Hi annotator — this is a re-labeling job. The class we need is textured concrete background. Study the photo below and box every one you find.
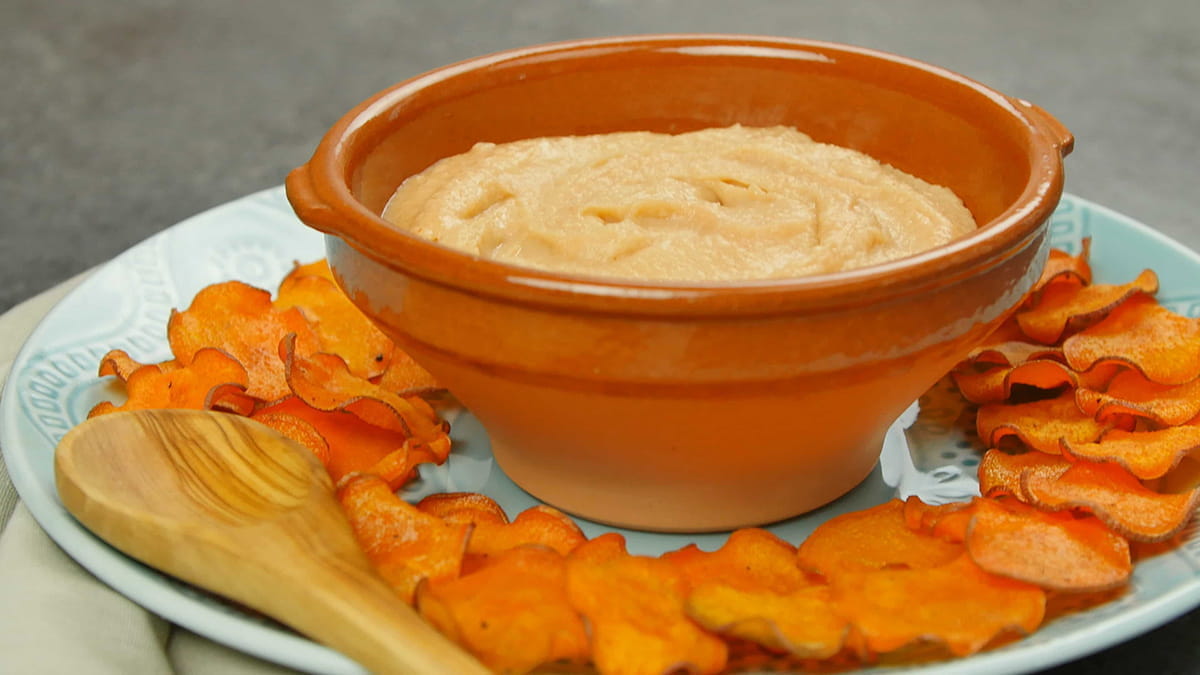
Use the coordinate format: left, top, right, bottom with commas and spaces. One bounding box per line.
3, 0, 1199, 672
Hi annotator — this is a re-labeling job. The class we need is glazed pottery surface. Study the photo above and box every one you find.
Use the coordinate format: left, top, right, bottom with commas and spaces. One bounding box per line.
287, 35, 1072, 531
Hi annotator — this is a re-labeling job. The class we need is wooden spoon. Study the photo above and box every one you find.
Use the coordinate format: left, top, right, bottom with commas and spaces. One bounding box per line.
55, 408, 488, 675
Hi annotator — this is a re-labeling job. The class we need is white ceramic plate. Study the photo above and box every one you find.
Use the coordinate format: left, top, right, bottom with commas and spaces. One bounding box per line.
4, 187, 1200, 675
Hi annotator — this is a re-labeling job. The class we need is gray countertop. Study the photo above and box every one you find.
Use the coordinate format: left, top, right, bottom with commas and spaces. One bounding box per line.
3, 0, 1198, 673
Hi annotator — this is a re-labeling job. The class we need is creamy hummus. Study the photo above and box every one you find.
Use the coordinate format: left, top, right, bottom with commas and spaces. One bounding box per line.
382, 125, 976, 281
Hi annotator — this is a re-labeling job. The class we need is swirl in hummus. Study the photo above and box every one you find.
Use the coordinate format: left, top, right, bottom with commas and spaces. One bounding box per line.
382, 125, 976, 282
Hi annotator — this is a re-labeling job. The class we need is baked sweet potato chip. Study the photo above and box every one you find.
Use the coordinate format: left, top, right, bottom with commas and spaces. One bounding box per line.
97, 348, 158, 381
249, 410, 332, 467
377, 347, 442, 396
1016, 269, 1158, 344
1022, 460, 1200, 542
566, 534, 727, 675
466, 505, 587, 561
664, 528, 805, 594
88, 347, 251, 418
796, 501, 962, 578
416, 546, 590, 674
1062, 426, 1200, 480
1031, 238, 1092, 296
417, 492, 510, 525
1064, 294, 1200, 386
952, 360, 1079, 405
276, 273, 394, 380
831, 554, 1045, 658
336, 473, 471, 604
965, 498, 1131, 592
977, 449, 1072, 499
686, 583, 847, 659
976, 391, 1120, 454
1077, 369, 1200, 426
279, 333, 446, 447
167, 281, 320, 402
258, 397, 430, 489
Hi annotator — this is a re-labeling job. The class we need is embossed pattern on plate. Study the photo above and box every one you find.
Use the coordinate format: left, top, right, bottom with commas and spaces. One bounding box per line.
3, 187, 1199, 675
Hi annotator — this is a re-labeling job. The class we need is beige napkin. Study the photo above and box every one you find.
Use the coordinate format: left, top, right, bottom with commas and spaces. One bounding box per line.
0, 275, 297, 675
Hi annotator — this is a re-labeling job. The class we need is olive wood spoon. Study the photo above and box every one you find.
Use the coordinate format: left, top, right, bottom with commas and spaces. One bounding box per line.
55, 408, 487, 675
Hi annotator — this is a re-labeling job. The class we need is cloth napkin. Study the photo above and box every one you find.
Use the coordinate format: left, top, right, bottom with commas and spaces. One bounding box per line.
0, 274, 296, 675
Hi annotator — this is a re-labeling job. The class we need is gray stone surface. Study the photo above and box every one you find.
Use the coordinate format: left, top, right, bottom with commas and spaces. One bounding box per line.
2, 0, 1198, 672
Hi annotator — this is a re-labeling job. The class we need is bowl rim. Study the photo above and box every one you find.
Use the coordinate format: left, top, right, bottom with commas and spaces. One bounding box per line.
287, 33, 1070, 317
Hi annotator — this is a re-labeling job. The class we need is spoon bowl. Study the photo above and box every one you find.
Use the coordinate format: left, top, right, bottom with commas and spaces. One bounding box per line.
55, 408, 486, 675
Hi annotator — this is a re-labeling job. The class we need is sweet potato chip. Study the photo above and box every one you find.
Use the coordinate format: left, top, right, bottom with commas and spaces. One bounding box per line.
965, 342, 1064, 370
1063, 426, 1200, 480
1077, 368, 1200, 426
336, 473, 471, 604
257, 397, 429, 488
465, 505, 587, 562
276, 273, 395, 380
1016, 269, 1158, 344
1031, 239, 1092, 297
88, 347, 252, 419
1064, 295, 1200, 386
97, 348, 159, 381
566, 533, 728, 675
664, 528, 805, 595
965, 498, 1131, 592
796, 501, 962, 578
279, 334, 446, 448
1023, 460, 1200, 542
416, 546, 590, 674
902, 497, 975, 544
686, 583, 847, 659
977, 391, 1119, 454
417, 492, 510, 525
167, 281, 320, 402
978, 449, 1072, 499
281, 258, 335, 283
831, 554, 1045, 657
250, 410, 332, 467
1064, 294, 1200, 386
376, 346, 442, 396
952, 360, 1078, 404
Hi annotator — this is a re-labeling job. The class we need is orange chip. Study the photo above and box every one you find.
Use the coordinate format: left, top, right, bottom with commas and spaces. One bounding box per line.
276, 273, 395, 380
686, 583, 847, 659
97, 348, 160, 381
280, 258, 335, 283
1022, 460, 1200, 542
1064, 294, 1200, 386
976, 391, 1119, 454
417, 492, 510, 525
902, 497, 974, 544
415, 546, 590, 674
1030, 239, 1092, 298
88, 347, 252, 419
336, 473, 471, 604
965, 498, 1131, 592
664, 529, 806, 595
258, 397, 429, 489
167, 281, 320, 402
1016, 269, 1158, 344
279, 334, 446, 447
566, 533, 728, 675
831, 554, 1045, 657
965, 342, 1064, 369
952, 360, 1078, 405
1077, 368, 1200, 427
796, 500, 962, 578
376, 346, 442, 396
1063, 426, 1200, 480
472, 505, 586, 558
978, 449, 1072, 499
250, 410, 332, 467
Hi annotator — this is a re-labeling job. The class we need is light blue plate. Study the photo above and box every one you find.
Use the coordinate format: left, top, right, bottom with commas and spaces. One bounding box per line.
3, 188, 1199, 675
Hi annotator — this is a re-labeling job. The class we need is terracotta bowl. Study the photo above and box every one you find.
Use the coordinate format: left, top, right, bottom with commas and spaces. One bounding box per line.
286, 35, 1072, 532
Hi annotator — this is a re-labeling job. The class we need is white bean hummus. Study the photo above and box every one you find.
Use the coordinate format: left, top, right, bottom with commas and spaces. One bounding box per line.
382, 125, 976, 281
